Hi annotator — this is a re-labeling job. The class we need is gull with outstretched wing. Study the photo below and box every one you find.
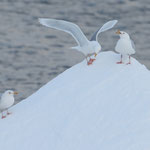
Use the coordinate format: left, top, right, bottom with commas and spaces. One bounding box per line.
39, 18, 118, 65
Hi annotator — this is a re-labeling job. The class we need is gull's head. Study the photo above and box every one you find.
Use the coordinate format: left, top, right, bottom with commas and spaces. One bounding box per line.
116, 30, 130, 39
91, 41, 101, 57
4, 90, 18, 97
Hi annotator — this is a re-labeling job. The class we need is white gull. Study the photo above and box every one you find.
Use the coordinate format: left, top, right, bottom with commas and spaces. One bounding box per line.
39, 18, 118, 65
115, 30, 135, 64
0, 90, 18, 119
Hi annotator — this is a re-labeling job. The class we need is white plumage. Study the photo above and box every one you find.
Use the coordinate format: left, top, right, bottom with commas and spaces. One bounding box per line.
115, 30, 135, 64
0, 90, 18, 119
39, 18, 118, 65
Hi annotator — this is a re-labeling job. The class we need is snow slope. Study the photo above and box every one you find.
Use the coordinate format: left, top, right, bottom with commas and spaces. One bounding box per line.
0, 51, 150, 150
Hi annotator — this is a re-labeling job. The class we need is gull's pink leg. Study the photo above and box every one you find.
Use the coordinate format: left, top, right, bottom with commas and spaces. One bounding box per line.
7, 110, 12, 115
88, 58, 96, 65
117, 55, 123, 64
88, 55, 96, 65
86, 57, 91, 65
90, 58, 96, 62
88, 58, 95, 65
1, 112, 6, 119
126, 56, 131, 65
86, 55, 93, 65
88, 60, 93, 65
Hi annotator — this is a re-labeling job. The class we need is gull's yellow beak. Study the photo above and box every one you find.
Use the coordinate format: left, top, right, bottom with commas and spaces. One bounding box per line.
116, 30, 121, 34
13, 91, 18, 95
94, 53, 97, 57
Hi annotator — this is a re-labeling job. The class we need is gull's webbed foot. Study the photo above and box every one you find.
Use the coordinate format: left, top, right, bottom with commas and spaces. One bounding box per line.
7, 112, 12, 115
2, 115, 6, 119
90, 58, 96, 62
126, 62, 131, 65
87, 61, 93, 65
87, 58, 96, 65
116, 61, 123, 64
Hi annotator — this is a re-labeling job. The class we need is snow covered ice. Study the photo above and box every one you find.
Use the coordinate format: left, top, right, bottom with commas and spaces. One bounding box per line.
0, 51, 150, 150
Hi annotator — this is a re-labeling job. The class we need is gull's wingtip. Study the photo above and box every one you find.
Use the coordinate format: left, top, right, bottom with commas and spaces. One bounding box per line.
110, 20, 118, 27
38, 18, 46, 24
111, 20, 118, 24
114, 20, 118, 23
38, 18, 55, 26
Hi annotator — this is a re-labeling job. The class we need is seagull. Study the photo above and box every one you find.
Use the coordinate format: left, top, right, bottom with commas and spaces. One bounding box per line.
0, 90, 18, 119
115, 30, 135, 64
39, 18, 118, 65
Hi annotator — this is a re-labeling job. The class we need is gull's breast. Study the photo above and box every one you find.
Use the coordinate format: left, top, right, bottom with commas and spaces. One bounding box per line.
115, 39, 135, 55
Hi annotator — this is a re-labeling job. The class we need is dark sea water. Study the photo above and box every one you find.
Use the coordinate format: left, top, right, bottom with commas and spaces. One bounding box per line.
0, 0, 150, 102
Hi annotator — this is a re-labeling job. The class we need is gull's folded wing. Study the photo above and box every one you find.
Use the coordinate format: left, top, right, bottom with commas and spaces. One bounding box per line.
131, 39, 135, 50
